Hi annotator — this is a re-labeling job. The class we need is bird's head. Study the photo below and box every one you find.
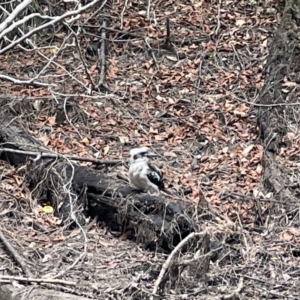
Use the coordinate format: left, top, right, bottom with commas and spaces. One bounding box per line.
129, 147, 158, 162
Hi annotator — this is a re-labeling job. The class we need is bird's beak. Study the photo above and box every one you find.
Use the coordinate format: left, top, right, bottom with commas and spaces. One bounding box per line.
145, 152, 159, 157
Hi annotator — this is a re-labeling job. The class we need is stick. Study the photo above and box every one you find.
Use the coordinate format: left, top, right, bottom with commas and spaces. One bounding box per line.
120, 0, 128, 29
97, 19, 107, 89
223, 277, 244, 299
0, 230, 33, 278
74, 32, 95, 89
0, 148, 122, 165
0, 0, 32, 33
0, 74, 55, 88
151, 232, 207, 299
0, 275, 76, 286
144, 37, 159, 70
147, 0, 151, 19
165, 18, 171, 49
0, 0, 103, 54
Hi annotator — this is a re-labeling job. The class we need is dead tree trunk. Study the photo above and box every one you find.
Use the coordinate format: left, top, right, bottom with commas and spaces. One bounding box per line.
257, 0, 300, 208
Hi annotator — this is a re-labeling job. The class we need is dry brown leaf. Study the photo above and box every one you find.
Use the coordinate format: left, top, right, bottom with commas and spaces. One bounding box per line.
236, 19, 245, 26
265, 192, 272, 198
286, 132, 295, 140
280, 231, 292, 242
163, 151, 177, 157
191, 188, 199, 199
107, 58, 118, 65
256, 164, 263, 174
239, 132, 250, 138
52, 236, 66, 242
242, 145, 254, 157
282, 81, 297, 87
89, 64, 97, 73
119, 230, 132, 241
155, 135, 166, 141
238, 103, 248, 112
107, 67, 118, 78
166, 55, 178, 62
143, 60, 152, 69
119, 136, 129, 143
47, 116, 56, 125
261, 39, 268, 47
222, 147, 229, 154
224, 101, 234, 111
287, 227, 300, 237
149, 127, 158, 134
239, 167, 246, 175
39, 135, 50, 146
233, 110, 247, 117
130, 86, 138, 92
81, 137, 89, 146
103, 145, 110, 155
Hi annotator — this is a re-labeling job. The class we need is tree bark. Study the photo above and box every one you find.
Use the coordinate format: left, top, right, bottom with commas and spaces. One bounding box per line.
257, 0, 300, 208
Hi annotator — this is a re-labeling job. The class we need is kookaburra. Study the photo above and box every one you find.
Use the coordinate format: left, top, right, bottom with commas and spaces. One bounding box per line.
129, 147, 164, 195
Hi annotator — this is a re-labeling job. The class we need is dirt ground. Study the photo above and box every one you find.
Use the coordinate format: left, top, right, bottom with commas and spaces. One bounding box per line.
1, 0, 300, 299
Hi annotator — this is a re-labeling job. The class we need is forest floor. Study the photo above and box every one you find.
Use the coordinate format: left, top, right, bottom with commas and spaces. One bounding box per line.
1, 0, 299, 299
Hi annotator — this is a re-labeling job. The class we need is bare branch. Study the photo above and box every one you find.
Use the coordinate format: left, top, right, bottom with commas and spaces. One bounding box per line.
0, 275, 76, 286
0, 13, 56, 40
0, 74, 56, 87
0, 147, 122, 165
0, 230, 34, 278
0, 0, 32, 33
97, 19, 107, 89
74, 32, 95, 89
0, 0, 103, 54
151, 232, 207, 298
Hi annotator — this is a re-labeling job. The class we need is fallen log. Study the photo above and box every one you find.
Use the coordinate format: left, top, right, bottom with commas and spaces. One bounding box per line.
0, 106, 196, 252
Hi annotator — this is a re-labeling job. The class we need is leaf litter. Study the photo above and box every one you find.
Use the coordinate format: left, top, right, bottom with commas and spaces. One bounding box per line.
0, 0, 299, 298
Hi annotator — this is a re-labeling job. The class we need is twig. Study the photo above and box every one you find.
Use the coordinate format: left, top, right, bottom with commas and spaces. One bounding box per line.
97, 19, 107, 89
0, 230, 33, 278
24, 38, 90, 92
0, 74, 55, 88
151, 232, 206, 299
73, 31, 95, 89
147, 0, 152, 19
223, 277, 243, 299
63, 97, 84, 140
0, 148, 122, 165
0, 0, 32, 33
209, 277, 244, 300
116, 173, 129, 183
191, 87, 300, 107
52, 157, 88, 279
215, 0, 221, 36
120, 0, 128, 29
0, 0, 102, 54
1, 29, 73, 88
164, 18, 171, 49
230, 41, 244, 70
231, 93, 300, 107
0, 13, 56, 40
0, 275, 76, 286
144, 38, 159, 70
85, 216, 98, 231
195, 53, 204, 95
